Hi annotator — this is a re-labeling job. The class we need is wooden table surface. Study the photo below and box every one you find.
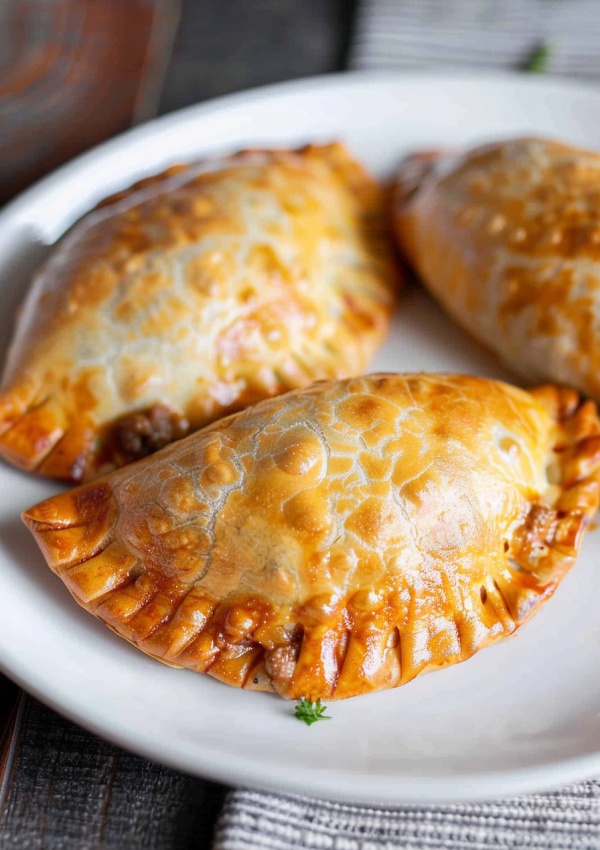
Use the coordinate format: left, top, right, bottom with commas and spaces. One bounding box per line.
0, 1, 355, 846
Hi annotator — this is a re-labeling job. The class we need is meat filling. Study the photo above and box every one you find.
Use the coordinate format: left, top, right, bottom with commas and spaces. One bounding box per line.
113, 404, 189, 462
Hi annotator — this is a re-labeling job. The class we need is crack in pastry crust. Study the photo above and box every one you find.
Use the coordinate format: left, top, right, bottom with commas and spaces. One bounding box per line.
22, 374, 600, 701
393, 137, 600, 398
0, 143, 397, 482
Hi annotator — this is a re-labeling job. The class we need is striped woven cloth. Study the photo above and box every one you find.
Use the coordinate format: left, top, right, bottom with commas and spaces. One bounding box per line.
350, 0, 600, 77
214, 785, 600, 849
213, 3, 600, 848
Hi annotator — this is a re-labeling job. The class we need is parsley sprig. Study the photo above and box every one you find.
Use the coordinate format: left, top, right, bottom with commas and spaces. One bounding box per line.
527, 43, 551, 73
294, 697, 331, 726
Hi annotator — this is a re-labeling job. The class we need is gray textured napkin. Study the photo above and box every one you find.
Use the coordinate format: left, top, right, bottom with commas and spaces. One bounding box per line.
214, 786, 600, 849
213, 3, 600, 848
350, 0, 600, 77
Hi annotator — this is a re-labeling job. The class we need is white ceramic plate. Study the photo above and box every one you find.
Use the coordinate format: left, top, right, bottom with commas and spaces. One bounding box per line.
2, 72, 600, 805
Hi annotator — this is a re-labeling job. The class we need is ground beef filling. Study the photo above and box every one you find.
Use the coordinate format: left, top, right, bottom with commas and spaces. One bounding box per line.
114, 404, 189, 462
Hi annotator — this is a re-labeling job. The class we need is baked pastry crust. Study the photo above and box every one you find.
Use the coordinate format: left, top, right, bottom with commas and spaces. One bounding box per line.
0, 143, 396, 482
23, 373, 600, 701
393, 137, 600, 396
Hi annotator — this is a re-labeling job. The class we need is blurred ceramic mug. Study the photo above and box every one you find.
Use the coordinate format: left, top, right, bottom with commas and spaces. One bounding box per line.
0, 0, 180, 203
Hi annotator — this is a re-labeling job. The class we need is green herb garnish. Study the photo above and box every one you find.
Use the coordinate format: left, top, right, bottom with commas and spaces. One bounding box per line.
527, 43, 551, 73
294, 697, 331, 726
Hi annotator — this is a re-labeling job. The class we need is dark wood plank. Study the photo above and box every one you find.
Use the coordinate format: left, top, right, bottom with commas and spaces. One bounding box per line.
0, 697, 226, 849
0, 680, 22, 803
159, 0, 355, 112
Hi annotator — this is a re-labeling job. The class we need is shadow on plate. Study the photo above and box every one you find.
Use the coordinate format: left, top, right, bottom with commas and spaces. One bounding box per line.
0, 513, 187, 667
0, 513, 92, 622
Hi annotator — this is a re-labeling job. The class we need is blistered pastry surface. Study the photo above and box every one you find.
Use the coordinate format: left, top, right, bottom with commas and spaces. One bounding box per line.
394, 137, 600, 397
23, 374, 600, 700
0, 144, 396, 481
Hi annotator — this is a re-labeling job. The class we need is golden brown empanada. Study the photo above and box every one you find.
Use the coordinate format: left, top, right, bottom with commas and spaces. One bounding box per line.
0, 143, 396, 482
393, 137, 600, 396
23, 373, 600, 701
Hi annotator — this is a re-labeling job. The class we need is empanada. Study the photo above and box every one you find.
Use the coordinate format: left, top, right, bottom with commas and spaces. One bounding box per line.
0, 143, 396, 482
23, 373, 600, 701
394, 137, 600, 396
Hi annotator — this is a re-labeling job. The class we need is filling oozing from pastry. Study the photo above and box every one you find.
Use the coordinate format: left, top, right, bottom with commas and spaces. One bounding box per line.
110, 405, 189, 465
0, 143, 397, 482
22, 374, 600, 701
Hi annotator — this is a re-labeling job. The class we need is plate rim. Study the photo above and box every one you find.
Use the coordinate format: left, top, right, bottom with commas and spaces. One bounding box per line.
5, 654, 600, 805
3, 69, 600, 803
4, 67, 600, 231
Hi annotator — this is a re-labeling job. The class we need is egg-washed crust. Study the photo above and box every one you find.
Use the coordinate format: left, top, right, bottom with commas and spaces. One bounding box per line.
0, 143, 397, 482
23, 373, 600, 701
393, 138, 600, 397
